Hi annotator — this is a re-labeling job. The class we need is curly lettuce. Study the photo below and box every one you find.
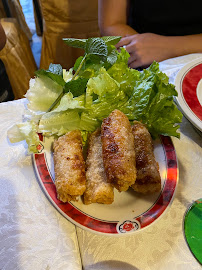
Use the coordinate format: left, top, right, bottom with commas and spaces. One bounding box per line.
7, 38, 183, 152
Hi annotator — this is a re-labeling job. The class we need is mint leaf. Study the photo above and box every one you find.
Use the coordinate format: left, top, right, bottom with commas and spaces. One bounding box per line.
48, 63, 63, 76
85, 38, 108, 61
75, 54, 103, 79
63, 38, 87, 49
64, 37, 120, 65
101, 36, 121, 46
35, 63, 65, 86
63, 77, 88, 97
35, 69, 65, 87
74, 56, 84, 72
107, 49, 118, 65
63, 36, 121, 50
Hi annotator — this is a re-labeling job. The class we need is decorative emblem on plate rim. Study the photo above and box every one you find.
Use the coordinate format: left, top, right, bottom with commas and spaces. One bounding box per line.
117, 219, 140, 233
36, 142, 44, 153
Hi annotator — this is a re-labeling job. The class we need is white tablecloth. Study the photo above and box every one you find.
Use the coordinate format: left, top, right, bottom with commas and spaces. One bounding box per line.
0, 102, 82, 269
0, 54, 202, 270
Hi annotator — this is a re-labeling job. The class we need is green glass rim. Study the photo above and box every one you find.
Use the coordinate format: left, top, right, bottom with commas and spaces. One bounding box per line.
183, 198, 202, 265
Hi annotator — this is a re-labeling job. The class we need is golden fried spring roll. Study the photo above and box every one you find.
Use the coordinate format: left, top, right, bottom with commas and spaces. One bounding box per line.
101, 109, 136, 192
84, 129, 114, 204
131, 121, 161, 194
53, 130, 86, 202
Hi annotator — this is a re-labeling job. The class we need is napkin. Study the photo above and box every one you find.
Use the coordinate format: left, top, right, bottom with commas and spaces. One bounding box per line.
0, 99, 82, 270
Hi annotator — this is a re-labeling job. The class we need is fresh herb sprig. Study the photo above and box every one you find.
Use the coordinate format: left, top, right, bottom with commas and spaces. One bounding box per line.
35, 36, 121, 112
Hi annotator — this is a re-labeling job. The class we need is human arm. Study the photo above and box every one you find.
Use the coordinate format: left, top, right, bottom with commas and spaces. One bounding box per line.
0, 22, 6, 51
117, 33, 202, 68
98, 0, 137, 37
98, 0, 202, 68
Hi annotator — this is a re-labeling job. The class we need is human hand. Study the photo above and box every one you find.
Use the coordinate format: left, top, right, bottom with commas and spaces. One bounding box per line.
116, 33, 175, 68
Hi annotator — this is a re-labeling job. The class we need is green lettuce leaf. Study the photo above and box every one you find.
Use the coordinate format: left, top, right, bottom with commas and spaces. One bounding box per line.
85, 67, 127, 120
121, 62, 183, 138
63, 68, 73, 82
52, 92, 85, 112
8, 37, 183, 153
25, 76, 63, 113
39, 110, 81, 136
79, 112, 100, 131
7, 121, 40, 153
107, 49, 139, 96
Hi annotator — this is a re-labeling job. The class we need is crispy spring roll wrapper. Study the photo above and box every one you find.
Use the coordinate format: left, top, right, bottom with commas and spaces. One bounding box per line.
84, 129, 114, 204
101, 109, 136, 192
131, 121, 161, 194
53, 130, 86, 202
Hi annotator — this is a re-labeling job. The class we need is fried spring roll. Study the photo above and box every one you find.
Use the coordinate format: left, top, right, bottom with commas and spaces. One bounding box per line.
84, 129, 114, 204
53, 130, 86, 202
131, 121, 161, 194
101, 109, 136, 192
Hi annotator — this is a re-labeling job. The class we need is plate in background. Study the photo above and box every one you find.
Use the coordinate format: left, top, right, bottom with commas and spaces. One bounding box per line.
175, 58, 202, 132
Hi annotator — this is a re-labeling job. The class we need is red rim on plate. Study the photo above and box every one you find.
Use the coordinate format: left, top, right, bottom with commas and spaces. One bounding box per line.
175, 58, 202, 131
33, 134, 178, 235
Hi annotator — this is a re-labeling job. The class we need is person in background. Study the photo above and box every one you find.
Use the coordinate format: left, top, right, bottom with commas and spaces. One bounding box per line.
0, 22, 6, 51
98, 0, 202, 69
0, 22, 14, 103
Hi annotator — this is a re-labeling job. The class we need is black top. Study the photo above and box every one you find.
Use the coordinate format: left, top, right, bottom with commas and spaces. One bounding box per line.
127, 0, 202, 36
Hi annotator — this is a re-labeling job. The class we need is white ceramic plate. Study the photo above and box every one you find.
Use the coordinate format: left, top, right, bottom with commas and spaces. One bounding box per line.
33, 134, 178, 235
175, 58, 202, 132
